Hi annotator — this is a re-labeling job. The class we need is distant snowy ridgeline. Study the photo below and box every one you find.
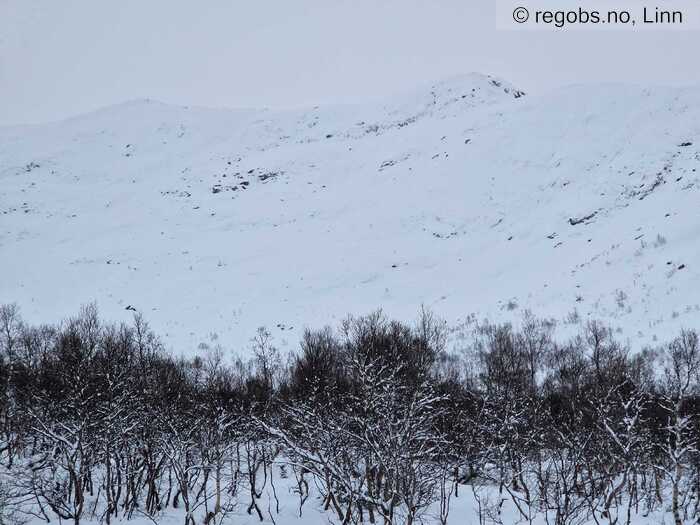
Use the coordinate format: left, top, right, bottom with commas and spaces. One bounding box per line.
1, 73, 699, 352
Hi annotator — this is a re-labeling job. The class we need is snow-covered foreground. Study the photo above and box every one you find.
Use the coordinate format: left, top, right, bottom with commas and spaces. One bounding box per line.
10, 461, 673, 525
2, 73, 699, 353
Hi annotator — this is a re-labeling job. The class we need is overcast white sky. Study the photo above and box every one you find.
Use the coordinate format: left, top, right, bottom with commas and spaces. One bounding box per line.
2, 0, 700, 126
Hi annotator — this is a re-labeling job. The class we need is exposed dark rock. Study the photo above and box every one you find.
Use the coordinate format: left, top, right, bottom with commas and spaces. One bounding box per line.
568, 211, 597, 226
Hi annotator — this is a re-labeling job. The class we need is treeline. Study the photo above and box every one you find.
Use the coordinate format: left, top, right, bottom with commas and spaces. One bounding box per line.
1, 303, 700, 525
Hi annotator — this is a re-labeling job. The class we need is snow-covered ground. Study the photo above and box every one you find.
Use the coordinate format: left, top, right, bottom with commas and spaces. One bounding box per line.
2, 73, 699, 354
7, 460, 673, 525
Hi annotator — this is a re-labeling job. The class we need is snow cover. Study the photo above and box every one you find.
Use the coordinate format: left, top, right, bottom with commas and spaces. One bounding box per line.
9, 465, 672, 525
1, 73, 699, 355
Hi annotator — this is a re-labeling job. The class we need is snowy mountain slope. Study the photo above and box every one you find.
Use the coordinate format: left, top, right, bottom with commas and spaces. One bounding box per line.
2, 73, 699, 353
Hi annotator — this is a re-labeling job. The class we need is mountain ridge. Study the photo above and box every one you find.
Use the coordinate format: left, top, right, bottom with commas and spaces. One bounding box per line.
2, 74, 699, 353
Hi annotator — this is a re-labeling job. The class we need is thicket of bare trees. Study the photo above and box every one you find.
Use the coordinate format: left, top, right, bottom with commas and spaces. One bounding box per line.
1, 302, 700, 525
